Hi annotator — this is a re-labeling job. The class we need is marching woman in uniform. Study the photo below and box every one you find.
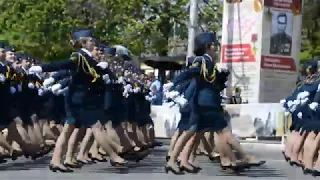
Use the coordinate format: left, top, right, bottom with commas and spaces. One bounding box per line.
29, 29, 127, 172
299, 75, 320, 175
0, 42, 20, 162
165, 32, 239, 174
281, 62, 317, 166
165, 32, 264, 175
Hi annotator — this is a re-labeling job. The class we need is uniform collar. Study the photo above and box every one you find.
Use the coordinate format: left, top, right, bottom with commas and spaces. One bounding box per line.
22, 67, 28, 74
204, 54, 213, 62
81, 48, 92, 57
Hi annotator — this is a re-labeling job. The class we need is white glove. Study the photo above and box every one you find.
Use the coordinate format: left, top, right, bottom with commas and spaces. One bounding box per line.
302, 91, 310, 99
28, 66, 42, 74
123, 90, 129, 98
28, 83, 35, 89
297, 112, 302, 119
287, 100, 293, 107
293, 100, 300, 105
301, 98, 309, 105
133, 87, 140, 93
102, 74, 109, 81
43, 77, 55, 88
151, 95, 157, 100
167, 91, 180, 99
289, 104, 297, 112
117, 76, 124, 84
220, 67, 229, 72
124, 84, 133, 92
309, 102, 319, 111
284, 111, 290, 117
145, 95, 151, 101
175, 95, 188, 108
38, 88, 45, 96
280, 99, 286, 104
51, 84, 62, 94
124, 84, 132, 90
298, 91, 309, 100
57, 87, 68, 95
0, 74, 6, 82
97, 62, 108, 69
17, 84, 22, 92
10, 86, 16, 94
163, 82, 174, 92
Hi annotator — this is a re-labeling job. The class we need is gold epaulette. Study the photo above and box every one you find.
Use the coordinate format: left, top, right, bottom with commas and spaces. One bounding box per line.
71, 52, 100, 83
35, 81, 42, 88
5, 66, 10, 79
199, 57, 217, 83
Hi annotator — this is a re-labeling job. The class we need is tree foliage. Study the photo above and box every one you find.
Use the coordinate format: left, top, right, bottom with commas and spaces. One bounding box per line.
0, 0, 221, 61
300, 0, 320, 62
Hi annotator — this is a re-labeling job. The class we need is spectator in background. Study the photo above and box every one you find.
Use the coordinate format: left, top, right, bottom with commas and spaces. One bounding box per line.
151, 84, 163, 105
230, 87, 242, 104
149, 73, 161, 92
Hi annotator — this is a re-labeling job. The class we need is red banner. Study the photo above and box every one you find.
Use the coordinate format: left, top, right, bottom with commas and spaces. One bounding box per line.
221, 44, 256, 63
261, 55, 296, 72
264, 0, 302, 13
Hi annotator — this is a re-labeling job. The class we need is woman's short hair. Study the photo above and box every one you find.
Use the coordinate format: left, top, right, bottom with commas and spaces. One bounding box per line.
73, 37, 91, 49
193, 32, 217, 56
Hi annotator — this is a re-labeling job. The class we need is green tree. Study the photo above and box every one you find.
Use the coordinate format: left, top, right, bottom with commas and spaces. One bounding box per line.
300, 0, 320, 62
0, 0, 222, 61
0, 0, 77, 61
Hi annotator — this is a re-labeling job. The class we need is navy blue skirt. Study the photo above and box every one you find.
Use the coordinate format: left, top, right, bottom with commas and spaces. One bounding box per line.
177, 106, 191, 131
64, 91, 105, 128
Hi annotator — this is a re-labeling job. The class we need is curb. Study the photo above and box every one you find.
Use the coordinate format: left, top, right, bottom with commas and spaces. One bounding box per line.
155, 137, 283, 146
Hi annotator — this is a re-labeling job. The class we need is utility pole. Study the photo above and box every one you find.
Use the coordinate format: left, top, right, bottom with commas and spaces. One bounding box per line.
186, 0, 199, 65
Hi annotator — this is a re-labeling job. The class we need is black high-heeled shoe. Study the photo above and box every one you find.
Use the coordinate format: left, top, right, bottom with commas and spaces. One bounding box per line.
312, 169, 320, 176
76, 159, 86, 164
11, 150, 19, 161
281, 151, 290, 162
190, 163, 202, 171
220, 163, 246, 172
63, 162, 82, 169
209, 156, 220, 162
110, 160, 128, 167
164, 165, 184, 175
289, 160, 301, 167
24, 152, 42, 160
87, 158, 97, 164
166, 155, 170, 162
303, 167, 314, 175
49, 164, 73, 173
179, 165, 199, 174
0, 159, 7, 164
91, 157, 108, 162
247, 160, 266, 167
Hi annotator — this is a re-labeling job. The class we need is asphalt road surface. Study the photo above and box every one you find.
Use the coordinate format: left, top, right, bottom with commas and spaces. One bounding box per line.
0, 143, 312, 180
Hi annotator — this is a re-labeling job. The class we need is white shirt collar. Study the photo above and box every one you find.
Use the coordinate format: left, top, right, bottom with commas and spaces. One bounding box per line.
0, 61, 4, 66
204, 54, 213, 62
22, 67, 28, 74
81, 48, 92, 57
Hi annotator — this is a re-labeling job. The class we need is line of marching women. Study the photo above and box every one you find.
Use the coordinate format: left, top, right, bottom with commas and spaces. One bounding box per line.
281, 60, 320, 177
161, 32, 265, 175
0, 29, 162, 172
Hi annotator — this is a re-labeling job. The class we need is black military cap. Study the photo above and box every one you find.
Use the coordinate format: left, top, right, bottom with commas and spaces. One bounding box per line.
4, 46, 15, 52
73, 29, 93, 41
